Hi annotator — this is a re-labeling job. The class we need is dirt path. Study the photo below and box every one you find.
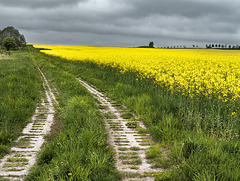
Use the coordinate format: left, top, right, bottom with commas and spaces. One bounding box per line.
0, 67, 57, 181
77, 78, 163, 181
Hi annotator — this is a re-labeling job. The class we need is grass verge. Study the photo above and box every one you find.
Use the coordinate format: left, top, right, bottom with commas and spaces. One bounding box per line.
0, 49, 42, 158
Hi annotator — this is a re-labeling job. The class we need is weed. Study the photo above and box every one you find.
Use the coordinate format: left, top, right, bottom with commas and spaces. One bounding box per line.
152, 157, 171, 169
117, 143, 129, 146
146, 144, 164, 159
13, 154, 26, 157
139, 143, 154, 146
137, 128, 149, 134
98, 105, 108, 109
6, 168, 24, 172
119, 155, 139, 160
130, 165, 139, 169
129, 147, 141, 151
121, 171, 141, 178
3, 162, 28, 168
118, 147, 128, 151
114, 140, 130, 143
17, 137, 29, 145
7, 157, 28, 162
126, 122, 138, 128
104, 112, 118, 119
121, 112, 134, 119
119, 152, 138, 156
122, 158, 142, 165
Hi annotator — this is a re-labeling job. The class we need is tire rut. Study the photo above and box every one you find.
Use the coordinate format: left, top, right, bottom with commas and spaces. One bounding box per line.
77, 78, 164, 181
0, 67, 58, 181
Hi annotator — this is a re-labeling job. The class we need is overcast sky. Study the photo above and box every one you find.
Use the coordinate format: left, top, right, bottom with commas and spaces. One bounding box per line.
1, 0, 240, 47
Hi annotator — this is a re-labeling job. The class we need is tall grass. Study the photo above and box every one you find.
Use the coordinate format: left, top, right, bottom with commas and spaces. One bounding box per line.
25, 49, 120, 180
0, 50, 42, 158
35, 49, 240, 180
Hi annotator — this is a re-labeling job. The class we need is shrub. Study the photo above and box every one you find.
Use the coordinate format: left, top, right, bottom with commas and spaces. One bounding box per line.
2, 37, 17, 51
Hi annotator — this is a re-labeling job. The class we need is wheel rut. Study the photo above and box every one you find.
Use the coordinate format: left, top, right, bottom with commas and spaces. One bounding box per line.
0, 67, 58, 181
77, 78, 164, 181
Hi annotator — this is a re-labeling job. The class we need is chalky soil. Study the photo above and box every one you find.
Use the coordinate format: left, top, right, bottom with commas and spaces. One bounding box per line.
0, 67, 58, 181
77, 78, 163, 181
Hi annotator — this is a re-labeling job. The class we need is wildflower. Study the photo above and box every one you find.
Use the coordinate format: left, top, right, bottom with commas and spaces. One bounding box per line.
68, 173, 73, 176
232, 112, 236, 116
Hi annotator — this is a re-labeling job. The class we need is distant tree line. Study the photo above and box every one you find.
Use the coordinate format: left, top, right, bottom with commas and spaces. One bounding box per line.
139, 42, 240, 49
0, 26, 26, 51
206, 44, 240, 49
160, 45, 187, 49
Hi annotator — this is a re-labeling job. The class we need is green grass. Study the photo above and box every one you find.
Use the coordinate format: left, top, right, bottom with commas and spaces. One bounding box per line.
3, 162, 28, 168
145, 144, 164, 159
122, 158, 142, 165
129, 165, 139, 169
98, 105, 108, 109
0, 49, 42, 158
32, 47, 240, 180
7, 157, 28, 162
118, 147, 128, 151
6, 168, 24, 172
126, 122, 138, 128
119, 155, 139, 160
25, 47, 121, 180
121, 112, 134, 119
129, 147, 141, 151
104, 112, 118, 119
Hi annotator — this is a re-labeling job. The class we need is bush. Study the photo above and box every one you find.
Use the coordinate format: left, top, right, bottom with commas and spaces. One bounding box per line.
2, 37, 17, 51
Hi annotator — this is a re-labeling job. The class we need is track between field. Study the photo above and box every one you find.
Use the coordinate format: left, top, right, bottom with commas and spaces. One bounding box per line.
77, 78, 163, 181
0, 67, 58, 180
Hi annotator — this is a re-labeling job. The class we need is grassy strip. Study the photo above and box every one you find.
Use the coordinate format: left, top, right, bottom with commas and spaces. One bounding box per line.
25, 49, 121, 181
34, 48, 240, 180
0, 49, 42, 158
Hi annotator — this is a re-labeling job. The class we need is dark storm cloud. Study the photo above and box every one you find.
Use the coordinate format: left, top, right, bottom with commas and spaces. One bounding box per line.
0, 0, 240, 46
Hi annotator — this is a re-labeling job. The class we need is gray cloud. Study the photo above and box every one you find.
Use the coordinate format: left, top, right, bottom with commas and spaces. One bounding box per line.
0, 0, 83, 8
0, 0, 240, 47
126, 0, 234, 18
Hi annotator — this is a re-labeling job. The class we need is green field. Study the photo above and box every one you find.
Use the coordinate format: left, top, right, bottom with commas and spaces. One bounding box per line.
1, 47, 240, 180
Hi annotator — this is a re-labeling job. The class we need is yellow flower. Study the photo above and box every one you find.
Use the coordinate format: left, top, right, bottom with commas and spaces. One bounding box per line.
33, 44, 240, 102
232, 112, 236, 116
68, 173, 72, 176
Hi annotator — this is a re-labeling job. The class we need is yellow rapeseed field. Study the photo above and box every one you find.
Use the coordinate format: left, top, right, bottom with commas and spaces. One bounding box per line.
33, 44, 240, 101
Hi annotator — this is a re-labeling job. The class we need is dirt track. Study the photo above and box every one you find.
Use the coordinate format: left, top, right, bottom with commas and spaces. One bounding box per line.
0, 67, 57, 181
77, 78, 163, 181
0, 68, 163, 181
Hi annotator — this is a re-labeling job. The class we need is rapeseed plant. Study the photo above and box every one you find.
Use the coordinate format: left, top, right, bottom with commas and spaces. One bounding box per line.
33, 45, 240, 102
